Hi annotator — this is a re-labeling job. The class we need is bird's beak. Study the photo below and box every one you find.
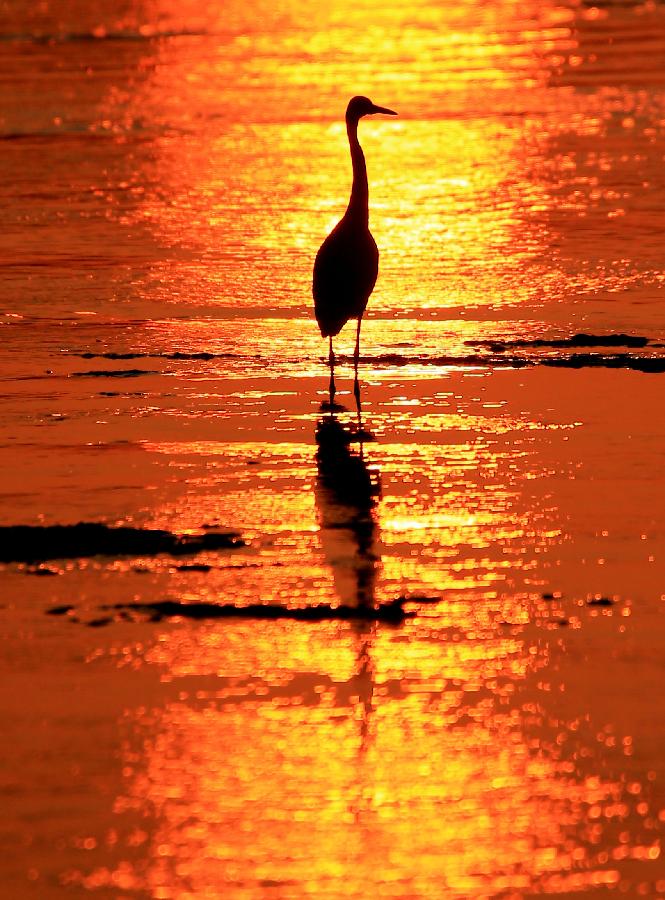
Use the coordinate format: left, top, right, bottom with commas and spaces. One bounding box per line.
369, 104, 397, 116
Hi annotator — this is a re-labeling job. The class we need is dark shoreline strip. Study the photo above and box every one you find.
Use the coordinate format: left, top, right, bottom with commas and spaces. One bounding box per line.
74, 352, 238, 361
541, 353, 665, 372
103, 596, 439, 625
0, 523, 242, 563
467, 332, 650, 351
350, 353, 665, 373
75, 352, 665, 372
72, 369, 158, 378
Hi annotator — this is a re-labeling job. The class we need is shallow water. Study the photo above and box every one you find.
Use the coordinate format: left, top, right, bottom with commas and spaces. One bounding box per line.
2, 0, 665, 897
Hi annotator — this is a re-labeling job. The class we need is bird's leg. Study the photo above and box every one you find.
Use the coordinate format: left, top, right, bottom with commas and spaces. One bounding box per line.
328, 336, 336, 405
353, 318, 361, 412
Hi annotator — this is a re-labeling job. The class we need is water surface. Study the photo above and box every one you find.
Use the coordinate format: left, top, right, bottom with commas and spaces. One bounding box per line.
2, 0, 665, 897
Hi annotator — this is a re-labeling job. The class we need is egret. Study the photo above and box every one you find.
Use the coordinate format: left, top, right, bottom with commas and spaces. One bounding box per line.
313, 95, 397, 403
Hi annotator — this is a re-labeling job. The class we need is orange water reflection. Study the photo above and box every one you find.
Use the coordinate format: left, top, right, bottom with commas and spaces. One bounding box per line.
59, 371, 665, 897
9, 0, 665, 896
88, 0, 665, 337
69, 613, 659, 896
95, 0, 580, 320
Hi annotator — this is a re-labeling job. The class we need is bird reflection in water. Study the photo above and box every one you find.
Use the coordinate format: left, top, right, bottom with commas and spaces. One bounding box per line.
315, 387, 381, 751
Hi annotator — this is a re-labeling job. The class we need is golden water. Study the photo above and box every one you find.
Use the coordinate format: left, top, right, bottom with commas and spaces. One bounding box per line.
1, 0, 665, 897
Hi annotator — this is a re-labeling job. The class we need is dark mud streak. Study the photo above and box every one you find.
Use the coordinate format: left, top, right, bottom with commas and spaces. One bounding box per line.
103, 596, 440, 625
133, 562, 267, 574
0, 30, 209, 45
71, 369, 159, 378
0, 523, 243, 563
541, 354, 665, 373
75, 352, 239, 361
98, 391, 147, 397
353, 353, 665, 373
87, 617, 114, 628
72, 335, 664, 373
467, 332, 650, 351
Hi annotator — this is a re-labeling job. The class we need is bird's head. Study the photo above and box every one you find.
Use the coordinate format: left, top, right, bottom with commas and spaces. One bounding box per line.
346, 95, 397, 124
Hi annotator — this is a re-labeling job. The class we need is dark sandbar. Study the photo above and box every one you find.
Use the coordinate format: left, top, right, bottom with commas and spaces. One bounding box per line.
0, 523, 243, 563
71, 369, 158, 378
362, 351, 665, 373
102, 595, 441, 625
467, 332, 650, 351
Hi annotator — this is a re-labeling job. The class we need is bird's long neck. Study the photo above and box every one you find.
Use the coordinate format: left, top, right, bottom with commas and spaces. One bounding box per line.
345, 117, 369, 226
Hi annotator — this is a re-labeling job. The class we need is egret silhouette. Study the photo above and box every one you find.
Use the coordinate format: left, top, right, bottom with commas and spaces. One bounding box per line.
313, 95, 397, 403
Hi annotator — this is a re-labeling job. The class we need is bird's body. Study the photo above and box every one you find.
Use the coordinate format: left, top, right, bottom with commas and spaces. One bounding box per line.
313, 220, 378, 338
313, 95, 396, 402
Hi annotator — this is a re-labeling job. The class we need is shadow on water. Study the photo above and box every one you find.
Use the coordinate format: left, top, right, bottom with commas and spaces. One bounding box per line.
314, 398, 381, 611
314, 386, 382, 751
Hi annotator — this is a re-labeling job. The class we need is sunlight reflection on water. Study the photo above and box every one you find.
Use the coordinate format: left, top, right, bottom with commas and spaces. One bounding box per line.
2, 0, 665, 897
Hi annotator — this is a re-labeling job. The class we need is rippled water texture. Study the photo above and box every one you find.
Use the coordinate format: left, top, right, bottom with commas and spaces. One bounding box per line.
2, 0, 665, 897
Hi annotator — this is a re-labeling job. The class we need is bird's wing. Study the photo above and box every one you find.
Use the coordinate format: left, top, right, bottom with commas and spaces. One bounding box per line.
313, 227, 378, 337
